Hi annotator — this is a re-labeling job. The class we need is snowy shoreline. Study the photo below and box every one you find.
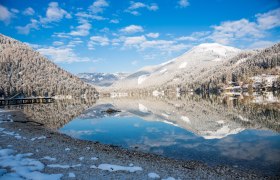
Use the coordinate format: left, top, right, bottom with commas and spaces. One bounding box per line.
0, 110, 268, 179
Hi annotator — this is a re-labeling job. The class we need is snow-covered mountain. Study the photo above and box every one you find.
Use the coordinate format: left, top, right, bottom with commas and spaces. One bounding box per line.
111, 43, 241, 89
77, 72, 128, 87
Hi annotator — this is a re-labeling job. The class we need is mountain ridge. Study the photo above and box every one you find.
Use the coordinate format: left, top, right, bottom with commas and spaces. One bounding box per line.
110, 43, 241, 90
77, 72, 129, 87
0, 34, 98, 98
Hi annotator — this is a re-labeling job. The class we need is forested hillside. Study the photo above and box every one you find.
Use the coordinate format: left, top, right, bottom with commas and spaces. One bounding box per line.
0, 34, 98, 98
189, 43, 280, 92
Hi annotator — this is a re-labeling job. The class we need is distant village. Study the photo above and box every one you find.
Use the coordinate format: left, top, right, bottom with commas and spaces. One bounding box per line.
224, 74, 279, 93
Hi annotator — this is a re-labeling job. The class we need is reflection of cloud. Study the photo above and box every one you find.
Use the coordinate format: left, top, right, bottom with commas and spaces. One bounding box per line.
201, 126, 244, 139
61, 130, 95, 138
146, 127, 160, 133
216, 135, 280, 163
133, 123, 140, 127
61, 129, 107, 138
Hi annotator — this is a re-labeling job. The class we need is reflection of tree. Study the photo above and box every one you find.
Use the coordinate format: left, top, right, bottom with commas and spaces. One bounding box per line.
96, 93, 280, 137
212, 93, 280, 132
3, 98, 96, 129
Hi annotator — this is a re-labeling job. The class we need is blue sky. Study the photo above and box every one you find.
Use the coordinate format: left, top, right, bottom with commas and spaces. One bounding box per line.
0, 0, 280, 74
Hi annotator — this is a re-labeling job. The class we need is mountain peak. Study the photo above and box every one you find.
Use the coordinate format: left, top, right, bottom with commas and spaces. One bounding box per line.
188, 43, 240, 57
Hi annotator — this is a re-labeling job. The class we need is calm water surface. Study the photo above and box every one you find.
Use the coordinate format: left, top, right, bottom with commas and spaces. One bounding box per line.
2, 93, 279, 176
59, 94, 280, 176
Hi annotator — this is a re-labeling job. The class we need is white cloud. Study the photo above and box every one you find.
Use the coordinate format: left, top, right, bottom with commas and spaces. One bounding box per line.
52, 41, 64, 46
119, 35, 189, 55
16, 2, 71, 34
177, 36, 196, 41
0, 5, 14, 24
16, 19, 39, 34
90, 36, 110, 46
23, 7, 35, 16
11, 9, 19, 14
110, 19, 119, 24
75, 12, 107, 21
120, 25, 144, 34
24, 42, 41, 49
146, 33, 159, 38
178, 0, 189, 8
88, 36, 110, 50
210, 19, 263, 44
67, 39, 83, 47
89, 0, 109, 14
37, 46, 90, 63
177, 31, 210, 41
131, 60, 138, 65
123, 36, 146, 47
126, 1, 158, 15
139, 40, 188, 53
52, 32, 71, 38
208, 8, 280, 45
256, 8, 280, 30
69, 19, 91, 36
40, 2, 71, 23
248, 41, 276, 49
148, 4, 159, 11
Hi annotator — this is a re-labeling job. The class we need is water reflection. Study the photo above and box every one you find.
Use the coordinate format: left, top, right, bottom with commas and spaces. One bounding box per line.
1, 98, 97, 129
1, 93, 279, 175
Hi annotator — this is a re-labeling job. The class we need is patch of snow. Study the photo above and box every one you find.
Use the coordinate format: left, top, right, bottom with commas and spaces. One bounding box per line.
31, 136, 46, 141
162, 113, 169, 118
217, 120, 225, 124
94, 164, 143, 172
65, 148, 70, 151
152, 90, 164, 97
0, 148, 62, 180
162, 177, 176, 180
212, 58, 222, 62
138, 75, 148, 85
68, 172, 76, 178
179, 62, 187, 69
181, 116, 190, 124
90, 165, 97, 168
79, 157, 84, 161
1, 130, 24, 139
238, 116, 249, 122
162, 120, 179, 127
91, 157, 98, 161
159, 68, 167, 73
139, 104, 149, 113
47, 164, 81, 169
148, 172, 160, 179
41, 156, 56, 161
236, 58, 247, 65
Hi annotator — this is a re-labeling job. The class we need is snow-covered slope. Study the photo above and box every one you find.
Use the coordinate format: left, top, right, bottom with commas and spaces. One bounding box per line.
111, 43, 240, 89
78, 72, 128, 87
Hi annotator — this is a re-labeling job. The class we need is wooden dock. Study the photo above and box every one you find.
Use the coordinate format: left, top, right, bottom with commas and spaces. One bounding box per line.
0, 97, 54, 106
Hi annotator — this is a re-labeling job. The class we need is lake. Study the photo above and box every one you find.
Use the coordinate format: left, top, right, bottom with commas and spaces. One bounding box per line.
2, 92, 280, 175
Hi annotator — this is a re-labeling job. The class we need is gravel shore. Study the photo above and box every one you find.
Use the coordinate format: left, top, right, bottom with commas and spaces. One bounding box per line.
0, 110, 272, 179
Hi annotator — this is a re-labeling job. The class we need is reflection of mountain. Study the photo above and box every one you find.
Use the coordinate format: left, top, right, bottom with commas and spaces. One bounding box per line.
3, 93, 279, 138
87, 94, 279, 139
2, 98, 97, 129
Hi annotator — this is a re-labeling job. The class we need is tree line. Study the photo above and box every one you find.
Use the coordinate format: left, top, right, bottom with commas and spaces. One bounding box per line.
0, 34, 98, 98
